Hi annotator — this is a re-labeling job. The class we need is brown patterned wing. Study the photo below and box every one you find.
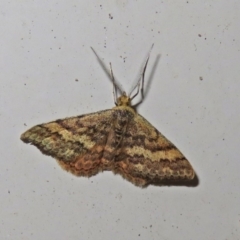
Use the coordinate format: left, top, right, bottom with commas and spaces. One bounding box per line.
114, 113, 195, 187
21, 109, 114, 177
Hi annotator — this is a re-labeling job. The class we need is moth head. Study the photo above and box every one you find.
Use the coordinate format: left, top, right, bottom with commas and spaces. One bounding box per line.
117, 92, 131, 106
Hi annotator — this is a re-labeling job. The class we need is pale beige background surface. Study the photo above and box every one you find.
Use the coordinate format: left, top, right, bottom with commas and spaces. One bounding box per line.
1, 1, 239, 239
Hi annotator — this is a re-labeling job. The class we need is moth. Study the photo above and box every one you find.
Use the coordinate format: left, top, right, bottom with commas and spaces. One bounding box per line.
21, 45, 195, 187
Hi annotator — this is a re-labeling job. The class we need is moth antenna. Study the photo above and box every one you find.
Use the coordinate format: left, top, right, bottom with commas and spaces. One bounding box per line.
131, 51, 150, 105
109, 62, 118, 105
90, 47, 124, 95
129, 44, 154, 101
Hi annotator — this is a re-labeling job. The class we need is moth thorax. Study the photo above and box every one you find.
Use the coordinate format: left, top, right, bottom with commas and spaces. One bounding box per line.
117, 92, 131, 106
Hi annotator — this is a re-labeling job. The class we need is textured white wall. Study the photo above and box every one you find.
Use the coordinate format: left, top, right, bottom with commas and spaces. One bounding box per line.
1, 1, 240, 239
